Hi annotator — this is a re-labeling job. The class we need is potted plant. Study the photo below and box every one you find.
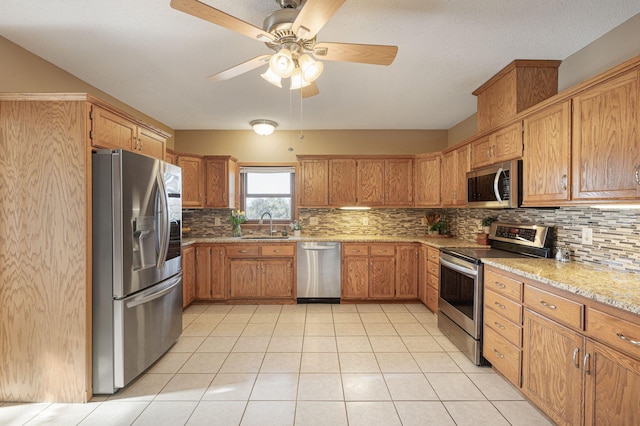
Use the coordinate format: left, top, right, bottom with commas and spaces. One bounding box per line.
424, 214, 440, 236
429, 220, 446, 235
290, 220, 303, 237
481, 216, 497, 234
229, 209, 246, 237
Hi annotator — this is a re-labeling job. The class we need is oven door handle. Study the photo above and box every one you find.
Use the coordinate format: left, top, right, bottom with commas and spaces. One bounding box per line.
440, 257, 478, 277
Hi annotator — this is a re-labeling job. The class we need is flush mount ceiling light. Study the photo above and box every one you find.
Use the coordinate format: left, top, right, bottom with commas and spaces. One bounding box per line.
250, 119, 278, 136
171, 0, 398, 99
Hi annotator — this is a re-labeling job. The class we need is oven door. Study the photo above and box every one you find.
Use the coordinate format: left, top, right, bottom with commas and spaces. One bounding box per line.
438, 254, 483, 339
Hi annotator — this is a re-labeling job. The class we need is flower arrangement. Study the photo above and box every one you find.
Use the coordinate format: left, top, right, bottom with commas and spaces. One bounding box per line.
290, 220, 303, 231
230, 210, 245, 237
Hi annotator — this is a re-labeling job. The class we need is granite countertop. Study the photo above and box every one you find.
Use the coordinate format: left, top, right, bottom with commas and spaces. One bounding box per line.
483, 258, 640, 316
182, 235, 485, 249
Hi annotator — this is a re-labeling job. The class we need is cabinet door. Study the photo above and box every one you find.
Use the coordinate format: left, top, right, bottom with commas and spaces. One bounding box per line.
523, 309, 584, 426
470, 136, 493, 170
454, 145, 470, 206
572, 69, 640, 201
493, 122, 523, 163
261, 259, 293, 298
385, 158, 413, 206
137, 127, 165, 160
178, 155, 205, 208
329, 158, 357, 205
299, 159, 328, 206
418, 245, 429, 304
228, 259, 260, 298
584, 339, 640, 426
90, 105, 135, 151
195, 245, 212, 299
395, 245, 418, 299
182, 246, 196, 307
165, 149, 178, 165
414, 154, 441, 207
357, 159, 385, 206
210, 245, 226, 299
205, 158, 229, 208
342, 257, 369, 299
369, 256, 395, 299
522, 101, 571, 205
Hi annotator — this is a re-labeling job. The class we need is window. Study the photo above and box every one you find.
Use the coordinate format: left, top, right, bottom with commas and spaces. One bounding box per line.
240, 166, 295, 223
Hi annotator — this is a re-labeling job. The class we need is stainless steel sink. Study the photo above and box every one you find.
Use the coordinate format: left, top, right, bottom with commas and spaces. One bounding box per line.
240, 235, 289, 240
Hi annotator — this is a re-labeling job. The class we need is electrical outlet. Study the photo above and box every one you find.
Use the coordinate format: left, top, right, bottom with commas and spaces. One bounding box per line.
362, 217, 369, 226
582, 228, 593, 245
309, 217, 319, 225
214, 217, 221, 226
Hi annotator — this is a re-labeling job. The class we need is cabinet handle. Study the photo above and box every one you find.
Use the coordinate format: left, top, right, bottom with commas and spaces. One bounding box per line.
493, 321, 505, 330
274, 249, 280, 253
139, 139, 143, 150
351, 249, 360, 253
561, 174, 567, 191
494, 282, 506, 289
616, 332, 640, 347
583, 353, 591, 375
540, 300, 557, 310
493, 349, 504, 359
494, 302, 505, 310
635, 165, 640, 185
572, 348, 580, 369
239, 250, 247, 253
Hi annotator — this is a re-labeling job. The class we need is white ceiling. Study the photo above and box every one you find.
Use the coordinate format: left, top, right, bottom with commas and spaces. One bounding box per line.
2, 1, 640, 131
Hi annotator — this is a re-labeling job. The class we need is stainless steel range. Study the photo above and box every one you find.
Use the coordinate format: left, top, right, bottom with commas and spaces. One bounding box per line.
438, 222, 553, 365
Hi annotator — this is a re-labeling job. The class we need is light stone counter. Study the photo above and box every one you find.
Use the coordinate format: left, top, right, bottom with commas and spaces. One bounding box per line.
483, 258, 640, 316
183, 235, 485, 249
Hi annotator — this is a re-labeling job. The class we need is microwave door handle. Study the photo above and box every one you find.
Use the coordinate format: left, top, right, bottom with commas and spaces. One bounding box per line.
493, 167, 504, 204
156, 169, 170, 269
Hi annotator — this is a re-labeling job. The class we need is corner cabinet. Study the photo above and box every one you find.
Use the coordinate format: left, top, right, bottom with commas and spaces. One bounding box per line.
414, 154, 441, 207
195, 244, 226, 300
441, 144, 470, 207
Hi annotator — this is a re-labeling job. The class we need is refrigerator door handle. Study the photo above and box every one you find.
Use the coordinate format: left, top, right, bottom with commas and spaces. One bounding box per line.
125, 273, 182, 308
156, 169, 170, 269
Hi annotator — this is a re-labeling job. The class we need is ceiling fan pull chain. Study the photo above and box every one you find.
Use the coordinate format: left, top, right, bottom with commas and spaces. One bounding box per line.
299, 87, 305, 140
288, 87, 294, 151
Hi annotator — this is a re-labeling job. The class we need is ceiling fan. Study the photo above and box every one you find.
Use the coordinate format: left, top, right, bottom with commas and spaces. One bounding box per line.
170, 0, 398, 98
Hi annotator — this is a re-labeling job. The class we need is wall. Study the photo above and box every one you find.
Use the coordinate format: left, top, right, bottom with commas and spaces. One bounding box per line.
174, 129, 448, 161
0, 36, 175, 146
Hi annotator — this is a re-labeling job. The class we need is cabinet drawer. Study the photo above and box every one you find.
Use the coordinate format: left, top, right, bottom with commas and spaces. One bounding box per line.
427, 272, 439, 289
261, 244, 295, 256
426, 285, 438, 313
485, 288, 522, 325
226, 245, 260, 257
524, 285, 584, 330
587, 307, 640, 360
484, 307, 522, 347
343, 244, 369, 256
370, 245, 395, 256
483, 326, 521, 387
484, 268, 523, 302
427, 261, 440, 277
427, 247, 440, 264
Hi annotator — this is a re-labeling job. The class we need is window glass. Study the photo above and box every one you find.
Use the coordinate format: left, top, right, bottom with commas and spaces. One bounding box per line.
242, 169, 294, 221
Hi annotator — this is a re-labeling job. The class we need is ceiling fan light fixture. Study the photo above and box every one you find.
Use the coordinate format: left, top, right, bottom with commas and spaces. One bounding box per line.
298, 53, 323, 82
260, 68, 282, 88
250, 119, 278, 136
269, 48, 295, 78
290, 67, 311, 90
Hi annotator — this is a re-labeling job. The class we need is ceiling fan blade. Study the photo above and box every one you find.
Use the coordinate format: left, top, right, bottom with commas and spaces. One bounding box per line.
314, 42, 398, 66
207, 55, 271, 81
300, 82, 319, 98
170, 0, 275, 42
292, 0, 346, 39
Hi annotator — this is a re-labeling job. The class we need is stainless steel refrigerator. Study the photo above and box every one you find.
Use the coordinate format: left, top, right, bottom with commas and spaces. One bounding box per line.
92, 149, 183, 394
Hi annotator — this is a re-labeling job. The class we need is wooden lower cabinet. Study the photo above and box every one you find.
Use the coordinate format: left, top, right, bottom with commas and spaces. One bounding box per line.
395, 244, 418, 299
369, 256, 395, 298
342, 256, 369, 299
228, 258, 293, 299
182, 245, 196, 307
195, 244, 226, 300
522, 309, 584, 426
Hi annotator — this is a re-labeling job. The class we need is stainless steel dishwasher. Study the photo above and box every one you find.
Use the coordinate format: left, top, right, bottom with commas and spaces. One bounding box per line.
296, 242, 341, 303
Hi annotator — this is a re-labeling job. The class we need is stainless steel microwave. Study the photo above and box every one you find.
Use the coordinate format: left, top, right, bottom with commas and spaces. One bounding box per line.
466, 160, 521, 208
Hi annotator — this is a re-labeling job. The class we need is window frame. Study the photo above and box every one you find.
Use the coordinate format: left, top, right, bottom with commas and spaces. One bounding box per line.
239, 163, 297, 227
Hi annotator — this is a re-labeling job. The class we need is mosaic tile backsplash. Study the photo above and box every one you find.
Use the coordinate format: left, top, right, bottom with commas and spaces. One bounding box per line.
183, 207, 640, 274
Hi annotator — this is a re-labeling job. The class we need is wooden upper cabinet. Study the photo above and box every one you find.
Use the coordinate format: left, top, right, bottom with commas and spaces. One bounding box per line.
442, 144, 470, 207
357, 159, 385, 206
90, 104, 166, 160
178, 154, 205, 208
299, 159, 329, 206
204, 156, 237, 209
522, 100, 572, 206
414, 154, 441, 207
329, 158, 357, 205
470, 122, 523, 170
572, 68, 640, 201
165, 149, 178, 165
385, 158, 414, 206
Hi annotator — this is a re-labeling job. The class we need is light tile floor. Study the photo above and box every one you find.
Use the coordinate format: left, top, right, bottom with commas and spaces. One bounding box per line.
1, 303, 553, 426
